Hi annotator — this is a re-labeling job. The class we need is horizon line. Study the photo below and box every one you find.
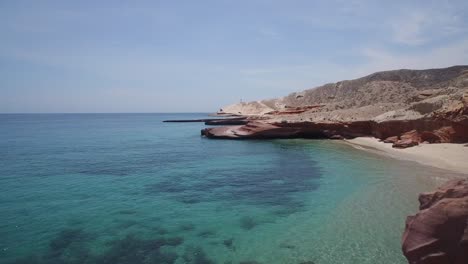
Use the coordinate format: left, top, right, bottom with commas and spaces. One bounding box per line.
0, 112, 212, 114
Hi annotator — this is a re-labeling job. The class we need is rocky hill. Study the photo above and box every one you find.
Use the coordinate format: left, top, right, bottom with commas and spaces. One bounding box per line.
220, 65, 468, 123
204, 66, 468, 148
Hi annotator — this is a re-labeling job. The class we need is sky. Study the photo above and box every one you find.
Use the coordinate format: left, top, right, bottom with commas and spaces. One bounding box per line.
1, 0, 468, 113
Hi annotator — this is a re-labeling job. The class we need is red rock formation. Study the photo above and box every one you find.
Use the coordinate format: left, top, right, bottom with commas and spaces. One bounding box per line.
392, 130, 420, 148
383, 136, 399, 144
201, 121, 372, 139
198, 66, 468, 147
402, 179, 468, 264
393, 139, 419, 148
201, 115, 468, 148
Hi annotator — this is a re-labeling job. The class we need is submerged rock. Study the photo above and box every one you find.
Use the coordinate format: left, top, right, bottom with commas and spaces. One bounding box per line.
223, 238, 234, 249
402, 179, 468, 264
239, 216, 258, 230
182, 246, 215, 264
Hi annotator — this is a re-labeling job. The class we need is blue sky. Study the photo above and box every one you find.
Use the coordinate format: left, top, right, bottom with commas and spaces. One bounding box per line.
1, 0, 468, 113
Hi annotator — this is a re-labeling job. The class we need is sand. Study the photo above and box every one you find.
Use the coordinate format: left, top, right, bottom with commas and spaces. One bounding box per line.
345, 137, 468, 175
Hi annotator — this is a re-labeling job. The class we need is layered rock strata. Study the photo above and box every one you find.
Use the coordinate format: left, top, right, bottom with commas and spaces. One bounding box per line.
201, 114, 468, 146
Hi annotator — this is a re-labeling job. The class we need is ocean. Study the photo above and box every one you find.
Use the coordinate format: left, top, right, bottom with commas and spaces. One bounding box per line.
0, 113, 461, 264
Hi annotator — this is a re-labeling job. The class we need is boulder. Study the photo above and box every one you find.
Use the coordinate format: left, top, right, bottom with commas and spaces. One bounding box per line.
433, 126, 457, 143
402, 179, 468, 264
420, 131, 441, 143
393, 139, 419, 148
392, 130, 421, 148
400, 130, 422, 142
383, 136, 399, 144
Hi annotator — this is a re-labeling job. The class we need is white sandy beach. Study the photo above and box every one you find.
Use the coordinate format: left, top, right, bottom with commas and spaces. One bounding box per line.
346, 137, 468, 175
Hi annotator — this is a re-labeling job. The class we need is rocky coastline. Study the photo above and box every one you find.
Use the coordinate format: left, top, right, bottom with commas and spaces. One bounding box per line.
201, 110, 468, 148
201, 66, 468, 148
402, 179, 468, 264
198, 65, 468, 264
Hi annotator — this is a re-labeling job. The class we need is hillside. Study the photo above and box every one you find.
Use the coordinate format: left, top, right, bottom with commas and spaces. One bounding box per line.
219, 66, 468, 123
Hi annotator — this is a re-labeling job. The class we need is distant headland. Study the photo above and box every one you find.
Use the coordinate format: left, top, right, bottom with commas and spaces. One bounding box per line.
201, 65, 468, 149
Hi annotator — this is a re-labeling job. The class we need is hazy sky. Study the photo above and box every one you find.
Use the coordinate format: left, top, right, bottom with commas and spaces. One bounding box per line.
1, 0, 468, 113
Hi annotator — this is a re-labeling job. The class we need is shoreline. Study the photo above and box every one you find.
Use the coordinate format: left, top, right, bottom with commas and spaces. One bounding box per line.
344, 137, 468, 175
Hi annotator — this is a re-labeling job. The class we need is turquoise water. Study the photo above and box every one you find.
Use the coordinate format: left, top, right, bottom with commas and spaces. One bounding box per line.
0, 114, 462, 264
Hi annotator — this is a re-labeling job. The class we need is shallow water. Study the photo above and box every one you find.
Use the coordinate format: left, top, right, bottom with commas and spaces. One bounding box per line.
0, 113, 462, 264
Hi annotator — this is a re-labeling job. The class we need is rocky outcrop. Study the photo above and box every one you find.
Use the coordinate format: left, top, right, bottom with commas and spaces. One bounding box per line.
201, 121, 372, 139
201, 122, 313, 139
199, 66, 468, 147
202, 115, 468, 146
402, 179, 468, 264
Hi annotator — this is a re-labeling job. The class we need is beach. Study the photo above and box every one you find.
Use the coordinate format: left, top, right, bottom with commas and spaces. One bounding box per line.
346, 137, 468, 175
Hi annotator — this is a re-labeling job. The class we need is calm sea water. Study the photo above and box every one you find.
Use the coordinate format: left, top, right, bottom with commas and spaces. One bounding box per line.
0, 113, 462, 264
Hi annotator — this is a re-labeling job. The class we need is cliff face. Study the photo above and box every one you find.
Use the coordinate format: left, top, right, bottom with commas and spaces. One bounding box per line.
202, 114, 468, 145
402, 179, 468, 264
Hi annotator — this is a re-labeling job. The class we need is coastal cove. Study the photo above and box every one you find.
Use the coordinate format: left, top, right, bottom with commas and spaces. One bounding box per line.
1, 113, 465, 264
3, 0, 468, 261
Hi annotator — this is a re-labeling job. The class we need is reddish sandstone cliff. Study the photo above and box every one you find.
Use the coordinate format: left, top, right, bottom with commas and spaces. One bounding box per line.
402, 179, 468, 264
202, 112, 468, 147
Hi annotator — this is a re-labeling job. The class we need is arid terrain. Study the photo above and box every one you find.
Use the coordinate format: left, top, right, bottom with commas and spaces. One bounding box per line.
205, 66, 468, 149
220, 66, 468, 123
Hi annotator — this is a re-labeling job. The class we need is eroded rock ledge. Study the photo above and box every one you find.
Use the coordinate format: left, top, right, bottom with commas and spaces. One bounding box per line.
201, 115, 468, 147
402, 179, 468, 264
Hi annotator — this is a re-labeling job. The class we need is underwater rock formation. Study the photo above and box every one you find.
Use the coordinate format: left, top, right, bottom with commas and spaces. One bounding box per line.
7, 228, 188, 264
